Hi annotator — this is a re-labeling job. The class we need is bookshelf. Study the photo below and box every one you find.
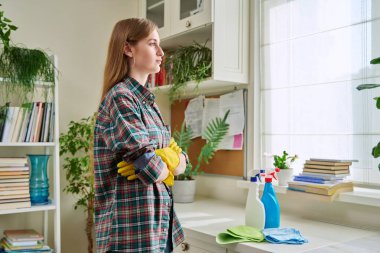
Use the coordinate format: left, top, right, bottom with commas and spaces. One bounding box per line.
0, 55, 61, 253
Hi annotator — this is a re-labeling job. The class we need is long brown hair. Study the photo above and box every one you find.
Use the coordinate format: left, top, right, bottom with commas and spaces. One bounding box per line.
100, 18, 157, 102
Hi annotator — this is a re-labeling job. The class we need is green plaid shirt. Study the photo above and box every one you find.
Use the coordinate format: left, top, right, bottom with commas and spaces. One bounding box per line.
94, 76, 185, 252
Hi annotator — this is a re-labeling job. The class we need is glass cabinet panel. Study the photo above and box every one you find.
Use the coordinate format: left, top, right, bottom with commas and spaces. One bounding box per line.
146, 0, 165, 28
180, 0, 205, 20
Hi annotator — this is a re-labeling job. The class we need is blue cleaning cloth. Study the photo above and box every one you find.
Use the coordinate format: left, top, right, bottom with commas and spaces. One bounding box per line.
262, 228, 308, 245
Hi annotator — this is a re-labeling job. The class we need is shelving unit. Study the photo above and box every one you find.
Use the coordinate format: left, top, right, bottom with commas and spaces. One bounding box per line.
0, 55, 61, 253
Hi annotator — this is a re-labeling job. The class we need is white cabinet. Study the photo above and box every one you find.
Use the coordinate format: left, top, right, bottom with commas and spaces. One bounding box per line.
0, 56, 61, 253
171, 0, 213, 36
174, 236, 227, 253
139, 0, 171, 39
145, 0, 249, 97
140, 0, 213, 40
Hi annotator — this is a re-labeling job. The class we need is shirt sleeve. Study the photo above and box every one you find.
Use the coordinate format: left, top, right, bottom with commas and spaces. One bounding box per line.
102, 94, 165, 185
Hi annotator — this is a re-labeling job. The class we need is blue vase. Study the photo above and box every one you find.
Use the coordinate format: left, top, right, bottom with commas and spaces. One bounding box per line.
27, 154, 50, 205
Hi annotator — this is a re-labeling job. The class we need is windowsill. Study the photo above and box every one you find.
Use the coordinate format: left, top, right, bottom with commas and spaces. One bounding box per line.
236, 180, 380, 208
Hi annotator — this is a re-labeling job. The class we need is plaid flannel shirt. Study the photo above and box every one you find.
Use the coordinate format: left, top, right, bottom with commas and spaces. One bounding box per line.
94, 76, 185, 252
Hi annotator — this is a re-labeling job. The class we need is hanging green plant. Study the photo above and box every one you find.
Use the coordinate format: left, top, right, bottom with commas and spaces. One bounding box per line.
0, 5, 18, 50
0, 46, 55, 102
165, 40, 212, 102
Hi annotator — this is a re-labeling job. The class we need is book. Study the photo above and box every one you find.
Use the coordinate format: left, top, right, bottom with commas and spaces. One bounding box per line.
0, 157, 28, 164
1, 106, 15, 142
32, 102, 43, 142
0, 166, 29, 171
303, 168, 350, 174
0, 171, 29, 176
0, 178, 29, 183
0, 102, 10, 140
0, 189, 30, 196
288, 181, 354, 195
0, 182, 29, 187
11, 107, 24, 142
0, 201, 31, 210
305, 160, 352, 166
0, 198, 30, 204
25, 102, 37, 142
293, 176, 339, 184
48, 103, 54, 142
0, 194, 30, 200
4, 237, 39, 247
7, 107, 20, 142
299, 172, 348, 180
304, 164, 349, 170
4, 229, 44, 242
310, 158, 358, 163
18, 103, 33, 142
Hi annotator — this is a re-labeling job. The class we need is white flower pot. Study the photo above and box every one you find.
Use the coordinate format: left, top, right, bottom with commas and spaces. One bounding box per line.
278, 168, 294, 186
172, 179, 196, 203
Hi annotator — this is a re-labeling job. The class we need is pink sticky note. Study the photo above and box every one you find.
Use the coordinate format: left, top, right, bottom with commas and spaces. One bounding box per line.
233, 134, 243, 149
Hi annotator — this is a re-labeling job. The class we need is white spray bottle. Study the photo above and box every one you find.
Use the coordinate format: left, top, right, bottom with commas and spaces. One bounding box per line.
245, 172, 265, 229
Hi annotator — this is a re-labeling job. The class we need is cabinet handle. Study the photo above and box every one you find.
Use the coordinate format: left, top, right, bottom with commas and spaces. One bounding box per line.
185, 20, 191, 28
181, 242, 190, 251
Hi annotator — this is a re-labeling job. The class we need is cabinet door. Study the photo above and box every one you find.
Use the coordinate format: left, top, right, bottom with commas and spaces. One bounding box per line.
174, 238, 227, 253
171, 0, 213, 35
140, 0, 171, 39
213, 0, 249, 84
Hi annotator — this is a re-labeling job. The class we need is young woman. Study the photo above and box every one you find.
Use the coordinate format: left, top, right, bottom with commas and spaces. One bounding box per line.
94, 18, 187, 253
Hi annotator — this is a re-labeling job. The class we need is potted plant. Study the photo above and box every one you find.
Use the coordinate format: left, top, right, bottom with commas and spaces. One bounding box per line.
59, 113, 97, 253
0, 5, 55, 104
171, 110, 230, 203
164, 41, 212, 102
272, 151, 298, 186
356, 57, 380, 171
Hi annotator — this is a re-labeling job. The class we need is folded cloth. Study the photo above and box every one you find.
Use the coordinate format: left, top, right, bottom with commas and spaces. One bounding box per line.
262, 228, 308, 245
216, 225, 265, 245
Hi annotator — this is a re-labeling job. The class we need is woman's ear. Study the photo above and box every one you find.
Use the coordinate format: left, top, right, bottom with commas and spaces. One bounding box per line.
124, 43, 133, 57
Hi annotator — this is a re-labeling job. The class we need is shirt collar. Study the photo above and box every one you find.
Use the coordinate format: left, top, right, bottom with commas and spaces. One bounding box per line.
124, 76, 155, 105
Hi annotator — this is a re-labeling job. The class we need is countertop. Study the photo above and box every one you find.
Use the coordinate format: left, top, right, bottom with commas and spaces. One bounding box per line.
174, 196, 380, 253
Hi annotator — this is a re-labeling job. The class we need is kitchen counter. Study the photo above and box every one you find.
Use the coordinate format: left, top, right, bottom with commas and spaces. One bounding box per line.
174, 196, 380, 253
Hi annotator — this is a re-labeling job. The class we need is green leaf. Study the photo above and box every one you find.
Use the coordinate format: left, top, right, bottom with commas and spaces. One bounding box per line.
356, 84, 380, 91
372, 142, 380, 158
370, 57, 380, 64
375, 97, 380, 109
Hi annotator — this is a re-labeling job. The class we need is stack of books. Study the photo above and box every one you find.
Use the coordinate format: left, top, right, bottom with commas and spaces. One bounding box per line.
0, 229, 52, 253
288, 158, 354, 199
0, 158, 31, 210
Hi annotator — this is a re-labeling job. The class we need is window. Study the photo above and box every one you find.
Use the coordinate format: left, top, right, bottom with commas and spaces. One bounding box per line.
259, 0, 380, 184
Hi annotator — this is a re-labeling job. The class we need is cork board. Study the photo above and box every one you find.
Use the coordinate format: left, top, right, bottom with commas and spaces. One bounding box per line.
170, 95, 244, 177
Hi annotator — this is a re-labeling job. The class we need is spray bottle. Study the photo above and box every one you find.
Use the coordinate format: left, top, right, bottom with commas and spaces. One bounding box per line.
261, 168, 281, 228
245, 172, 265, 229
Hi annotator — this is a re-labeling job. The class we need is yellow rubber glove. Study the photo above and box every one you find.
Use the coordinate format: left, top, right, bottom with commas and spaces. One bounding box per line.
117, 161, 137, 180
118, 160, 174, 186
117, 138, 182, 186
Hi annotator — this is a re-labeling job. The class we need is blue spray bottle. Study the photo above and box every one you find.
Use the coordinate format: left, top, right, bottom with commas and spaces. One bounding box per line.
261, 168, 280, 228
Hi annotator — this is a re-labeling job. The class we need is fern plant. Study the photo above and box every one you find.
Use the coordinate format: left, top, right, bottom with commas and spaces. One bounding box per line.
173, 110, 230, 180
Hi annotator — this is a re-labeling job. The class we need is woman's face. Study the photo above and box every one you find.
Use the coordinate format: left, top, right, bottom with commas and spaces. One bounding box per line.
130, 29, 164, 74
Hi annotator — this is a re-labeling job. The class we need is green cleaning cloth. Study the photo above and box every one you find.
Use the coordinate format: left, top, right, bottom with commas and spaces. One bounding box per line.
216, 225, 265, 245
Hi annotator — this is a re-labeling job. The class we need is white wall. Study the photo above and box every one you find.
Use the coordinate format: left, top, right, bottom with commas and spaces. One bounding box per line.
0, 1, 139, 252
